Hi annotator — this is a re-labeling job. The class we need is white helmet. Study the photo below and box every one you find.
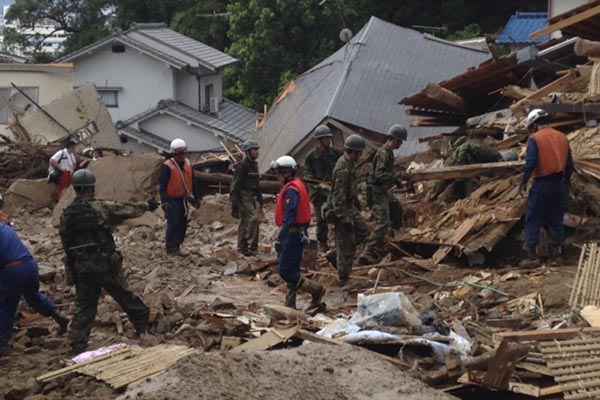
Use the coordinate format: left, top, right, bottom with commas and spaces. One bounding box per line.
170, 138, 187, 153
526, 109, 549, 128
271, 155, 297, 170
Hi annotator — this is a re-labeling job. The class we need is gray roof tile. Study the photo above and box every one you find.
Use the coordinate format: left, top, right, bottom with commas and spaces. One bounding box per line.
258, 17, 490, 172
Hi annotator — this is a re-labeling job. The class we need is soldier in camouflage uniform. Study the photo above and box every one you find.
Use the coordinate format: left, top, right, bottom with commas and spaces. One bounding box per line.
231, 140, 262, 256
324, 134, 369, 286
59, 169, 158, 354
358, 125, 407, 265
303, 125, 341, 251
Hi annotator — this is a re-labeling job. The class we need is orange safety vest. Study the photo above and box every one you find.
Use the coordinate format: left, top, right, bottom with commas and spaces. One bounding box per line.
531, 128, 570, 178
275, 178, 312, 227
164, 158, 193, 199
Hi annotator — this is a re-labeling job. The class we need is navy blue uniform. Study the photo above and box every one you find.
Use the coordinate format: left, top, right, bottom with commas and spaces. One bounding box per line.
523, 138, 574, 251
278, 189, 306, 288
0, 224, 56, 348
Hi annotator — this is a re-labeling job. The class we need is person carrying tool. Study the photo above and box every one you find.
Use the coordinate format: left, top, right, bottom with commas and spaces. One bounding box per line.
272, 155, 325, 311
48, 137, 89, 201
520, 109, 574, 263
323, 134, 369, 287
231, 140, 262, 256
358, 124, 407, 265
59, 169, 158, 354
159, 138, 198, 256
303, 125, 341, 251
0, 221, 68, 356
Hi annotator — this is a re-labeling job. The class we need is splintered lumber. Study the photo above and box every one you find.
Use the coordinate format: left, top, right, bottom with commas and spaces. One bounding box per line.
575, 38, 600, 58
422, 84, 466, 112
532, 3, 600, 39
511, 70, 579, 115
194, 171, 280, 194
231, 326, 299, 353
407, 160, 524, 182
430, 217, 477, 265
483, 340, 530, 390
570, 243, 600, 310
424, 351, 496, 384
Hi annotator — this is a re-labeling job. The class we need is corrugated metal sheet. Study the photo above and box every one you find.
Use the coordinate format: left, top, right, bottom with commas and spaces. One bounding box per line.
497, 12, 549, 45
258, 17, 489, 172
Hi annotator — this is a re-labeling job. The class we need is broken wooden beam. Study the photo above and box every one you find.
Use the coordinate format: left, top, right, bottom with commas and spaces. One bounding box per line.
194, 171, 280, 194
531, 3, 600, 39
496, 327, 600, 342
511, 70, 579, 116
575, 38, 600, 58
406, 161, 524, 182
423, 84, 466, 112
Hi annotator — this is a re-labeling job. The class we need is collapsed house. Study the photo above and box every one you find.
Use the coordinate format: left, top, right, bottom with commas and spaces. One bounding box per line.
257, 16, 489, 172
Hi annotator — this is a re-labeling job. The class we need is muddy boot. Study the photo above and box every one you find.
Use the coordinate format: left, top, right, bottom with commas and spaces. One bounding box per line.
51, 311, 69, 335
285, 286, 297, 309
519, 247, 541, 268
325, 250, 337, 268
299, 278, 326, 314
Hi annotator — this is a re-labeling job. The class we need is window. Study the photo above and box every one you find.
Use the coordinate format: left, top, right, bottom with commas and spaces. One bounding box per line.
98, 89, 119, 108
203, 84, 214, 112
0, 86, 39, 124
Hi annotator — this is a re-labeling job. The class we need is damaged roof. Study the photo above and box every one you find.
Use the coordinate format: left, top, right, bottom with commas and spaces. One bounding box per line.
57, 23, 238, 71
497, 12, 549, 45
257, 16, 489, 172
117, 98, 257, 151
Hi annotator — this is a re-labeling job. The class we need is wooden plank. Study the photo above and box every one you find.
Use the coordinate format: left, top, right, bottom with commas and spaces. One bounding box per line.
431, 217, 477, 265
484, 340, 530, 390
193, 171, 280, 194
422, 83, 466, 112
581, 305, 600, 327
496, 327, 600, 342
511, 70, 579, 115
508, 382, 542, 397
531, 4, 600, 39
231, 326, 299, 353
516, 361, 553, 377
407, 161, 524, 182
538, 385, 563, 397
37, 348, 132, 382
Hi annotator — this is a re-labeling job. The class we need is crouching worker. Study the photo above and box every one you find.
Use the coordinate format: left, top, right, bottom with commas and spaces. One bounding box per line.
272, 156, 325, 312
59, 169, 158, 354
0, 223, 68, 356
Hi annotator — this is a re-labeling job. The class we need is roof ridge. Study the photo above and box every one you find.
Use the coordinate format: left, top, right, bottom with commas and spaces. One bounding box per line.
131, 28, 217, 71
222, 97, 258, 114
324, 16, 373, 117
424, 33, 490, 54
131, 22, 167, 30
515, 11, 547, 17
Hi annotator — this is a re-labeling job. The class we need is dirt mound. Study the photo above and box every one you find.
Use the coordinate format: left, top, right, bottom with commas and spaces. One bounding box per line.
130, 344, 456, 400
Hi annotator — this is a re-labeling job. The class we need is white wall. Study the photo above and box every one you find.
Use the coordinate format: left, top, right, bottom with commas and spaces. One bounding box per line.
199, 73, 223, 111
72, 44, 176, 122
549, 0, 591, 18
175, 69, 199, 110
139, 113, 221, 152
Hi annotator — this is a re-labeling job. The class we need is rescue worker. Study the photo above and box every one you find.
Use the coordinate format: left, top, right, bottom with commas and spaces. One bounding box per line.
60, 169, 158, 354
520, 109, 574, 262
358, 125, 406, 265
159, 138, 198, 256
0, 193, 8, 224
303, 125, 341, 251
273, 156, 325, 311
48, 137, 89, 201
1, 221, 68, 356
231, 140, 262, 256
324, 134, 369, 286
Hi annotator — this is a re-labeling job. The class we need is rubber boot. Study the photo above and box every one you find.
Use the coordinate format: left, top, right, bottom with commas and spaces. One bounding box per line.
285, 286, 297, 309
51, 311, 69, 335
298, 278, 326, 314
520, 247, 540, 268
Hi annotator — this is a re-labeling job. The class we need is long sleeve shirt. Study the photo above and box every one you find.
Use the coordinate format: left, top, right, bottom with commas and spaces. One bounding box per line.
0, 224, 32, 265
522, 138, 574, 186
159, 162, 196, 203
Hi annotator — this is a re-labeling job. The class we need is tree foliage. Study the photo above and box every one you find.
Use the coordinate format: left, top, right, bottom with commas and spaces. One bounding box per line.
4, 0, 546, 108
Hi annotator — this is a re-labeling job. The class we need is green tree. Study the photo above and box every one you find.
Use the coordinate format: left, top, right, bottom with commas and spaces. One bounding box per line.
172, 0, 231, 51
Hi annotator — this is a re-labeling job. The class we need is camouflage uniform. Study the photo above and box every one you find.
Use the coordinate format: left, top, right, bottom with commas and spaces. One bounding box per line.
361, 147, 402, 263
231, 156, 261, 254
59, 198, 150, 353
303, 147, 341, 245
328, 155, 368, 282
